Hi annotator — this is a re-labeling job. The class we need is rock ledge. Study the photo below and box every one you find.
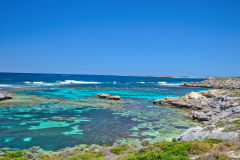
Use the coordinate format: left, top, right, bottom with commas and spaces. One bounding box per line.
98, 94, 121, 100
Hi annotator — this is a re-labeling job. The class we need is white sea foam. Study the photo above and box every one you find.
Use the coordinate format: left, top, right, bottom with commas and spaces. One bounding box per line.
158, 82, 167, 84
0, 84, 13, 87
33, 82, 44, 84
159, 83, 180, 86
24, 81, 54, 86
113, 81, 117, 84
138, 82, 145, 84
23, 80, 101, 86
24, 81, 32, 84
59, 80, 101, 85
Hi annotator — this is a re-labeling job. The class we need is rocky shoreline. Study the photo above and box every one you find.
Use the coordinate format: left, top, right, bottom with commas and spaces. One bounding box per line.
181, 77, 240, 89
1, 78, 240, 159
154, 79, 240, 143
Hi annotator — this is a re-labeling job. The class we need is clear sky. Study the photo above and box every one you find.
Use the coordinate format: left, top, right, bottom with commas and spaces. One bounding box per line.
0, 0, 239, 77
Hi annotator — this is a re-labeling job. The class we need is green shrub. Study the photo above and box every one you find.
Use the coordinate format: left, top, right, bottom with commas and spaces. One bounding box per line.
204, 138, 223, 146
102, 144, 109, 147
121, 152, 190, 160
3, 151, 23, 158
233, 119, 240, 125
66, 151, 103, 160
85, 144, 91, 148
216, 121, 224, 125
111, 146, 128, 155
157, 141, 192, 156
190, 141, 211, 154
14, 158, 29, 160
0, 158, 28, 160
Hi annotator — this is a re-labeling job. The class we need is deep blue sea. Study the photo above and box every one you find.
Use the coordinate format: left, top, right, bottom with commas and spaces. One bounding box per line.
0, 73, 206, 151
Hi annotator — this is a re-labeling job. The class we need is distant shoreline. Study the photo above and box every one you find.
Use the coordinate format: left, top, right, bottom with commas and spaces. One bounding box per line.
123, 75, 208, 79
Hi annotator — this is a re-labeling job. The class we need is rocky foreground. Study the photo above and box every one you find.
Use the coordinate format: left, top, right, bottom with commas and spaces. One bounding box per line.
181, 77, 240, 89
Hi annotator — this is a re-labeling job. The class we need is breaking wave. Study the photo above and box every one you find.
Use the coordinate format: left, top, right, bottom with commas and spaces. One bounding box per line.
23, 80, 101, 86
59, 80, 101, 84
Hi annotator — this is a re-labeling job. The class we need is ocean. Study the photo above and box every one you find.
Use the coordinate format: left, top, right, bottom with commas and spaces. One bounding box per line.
0, 73, 206, 151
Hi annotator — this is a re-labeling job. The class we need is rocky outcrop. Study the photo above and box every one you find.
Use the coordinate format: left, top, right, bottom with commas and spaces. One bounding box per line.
0, 92, 12, 101
181, 77, 240, 89
153, 90, 240, 124
154, 89, 240, 142
98, 94, 110, 98
98, 94, 121, 100
106, 95, 121, 100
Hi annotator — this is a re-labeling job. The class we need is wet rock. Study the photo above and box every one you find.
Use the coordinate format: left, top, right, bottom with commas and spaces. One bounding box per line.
97, 94, 120, 100
107, 95, 121, 100
98, 94, 110, 98
0, 92, 12, 101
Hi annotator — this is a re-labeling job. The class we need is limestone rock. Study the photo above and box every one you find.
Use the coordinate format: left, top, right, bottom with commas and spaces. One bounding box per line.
97, 94, 120, 100
0, 93, 12, 101
178, 127, 239, 142
98, 94, 110, 98
107, 95, 120, 100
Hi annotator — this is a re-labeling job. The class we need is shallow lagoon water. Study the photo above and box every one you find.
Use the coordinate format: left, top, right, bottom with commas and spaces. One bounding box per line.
0, 73, 206, 151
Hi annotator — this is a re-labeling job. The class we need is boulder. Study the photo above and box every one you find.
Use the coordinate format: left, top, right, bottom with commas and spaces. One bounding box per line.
97, 94, 110, 99
0, 93, 12, 101
153, 99, 161, 104
191, 111, 211, 121
97, 94, 120, 100
200, 90, 217, 98
188, 92, 204, 99
107, 95, 120, 100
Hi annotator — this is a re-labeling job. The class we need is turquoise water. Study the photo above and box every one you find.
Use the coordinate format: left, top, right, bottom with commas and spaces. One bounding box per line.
0, 73, 206, 151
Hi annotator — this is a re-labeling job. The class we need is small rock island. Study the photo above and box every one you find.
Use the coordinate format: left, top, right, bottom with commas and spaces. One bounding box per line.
98, 94, 121, 100
0, 92, 12, 101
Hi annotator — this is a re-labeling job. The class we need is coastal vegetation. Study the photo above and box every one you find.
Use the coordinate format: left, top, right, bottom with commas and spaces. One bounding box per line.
0, 138, 239, 160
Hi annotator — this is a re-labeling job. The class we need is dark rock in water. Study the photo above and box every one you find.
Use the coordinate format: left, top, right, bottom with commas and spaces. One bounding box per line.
0, 92, 12, 101
107, 95, 120, 100
98, 94, 110, 98
181, 77, 240, 89
97, 94, 120, 100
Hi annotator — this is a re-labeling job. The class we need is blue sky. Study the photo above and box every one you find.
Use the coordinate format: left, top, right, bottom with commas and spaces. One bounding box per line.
0, 0, 239, 77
